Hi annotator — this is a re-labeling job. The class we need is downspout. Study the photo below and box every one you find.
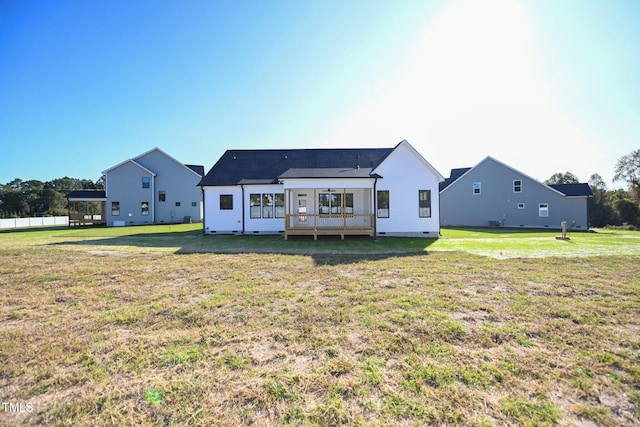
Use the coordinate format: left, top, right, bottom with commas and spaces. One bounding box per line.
241, 184, 245, 235
438, 186, 442, 237
200, 186, 205, 235
150, 174, 155, 224
373, 178, 378, 238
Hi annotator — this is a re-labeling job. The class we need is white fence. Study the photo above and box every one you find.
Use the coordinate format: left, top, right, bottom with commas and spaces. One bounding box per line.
0, 216, 69, 230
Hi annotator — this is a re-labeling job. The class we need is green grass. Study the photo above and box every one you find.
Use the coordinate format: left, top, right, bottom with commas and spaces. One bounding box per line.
0, 224, 638, 425
2, 223, 639, 259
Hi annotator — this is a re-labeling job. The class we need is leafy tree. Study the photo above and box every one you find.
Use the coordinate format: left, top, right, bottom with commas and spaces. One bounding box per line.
0, 191, 29, 214
545, 172, 579, 185
613, 149, 640, 199
588, 173, 614, 227
610, 189, 640, 226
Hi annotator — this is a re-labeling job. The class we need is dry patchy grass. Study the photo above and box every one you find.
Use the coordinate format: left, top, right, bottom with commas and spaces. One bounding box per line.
0, 246, 638, 426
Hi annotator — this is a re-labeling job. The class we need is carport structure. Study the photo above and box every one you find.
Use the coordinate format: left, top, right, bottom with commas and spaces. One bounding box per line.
66, 190, 106, 226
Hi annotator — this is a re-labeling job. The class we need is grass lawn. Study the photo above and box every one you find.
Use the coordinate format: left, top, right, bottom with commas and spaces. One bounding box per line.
0, 225, 638, 425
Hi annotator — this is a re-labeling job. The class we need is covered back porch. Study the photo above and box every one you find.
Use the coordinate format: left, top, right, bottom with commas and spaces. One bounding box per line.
283, 185, 375, 240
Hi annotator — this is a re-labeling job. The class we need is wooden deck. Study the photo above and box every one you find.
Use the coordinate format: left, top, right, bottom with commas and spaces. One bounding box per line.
284, 214, 374, 240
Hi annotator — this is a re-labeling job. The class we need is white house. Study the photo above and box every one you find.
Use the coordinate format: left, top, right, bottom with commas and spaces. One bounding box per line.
101, 148, 204, 226
198, 140, 445, 239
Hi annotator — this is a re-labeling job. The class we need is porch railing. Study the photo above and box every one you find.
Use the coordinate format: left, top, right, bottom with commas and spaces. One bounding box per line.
286, 214, 373, 230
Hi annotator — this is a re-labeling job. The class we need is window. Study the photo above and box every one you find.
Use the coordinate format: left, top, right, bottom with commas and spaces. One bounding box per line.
330, 194, 342, 214
539, 203, 549, 217
192, 202, 197, 207
262, 193, 274, 218
111, 201, 120, 216
159, 191, 166, 202
141, 202, 149, 216
275, 193, 285, 218
175, 202, 181, 207
142, 177, 150, 189
517, 203, 525, 209
344, 193, 354, 214
473, 182, 481, 195
319, 193, 349, 214
250, 193, 284, 218
419, 190, 431, 218
250, 194, 261, 218
318, 193, 330, 214
514, 180, 522, 193
377, 190, 389, 218
220, 194, 233, 210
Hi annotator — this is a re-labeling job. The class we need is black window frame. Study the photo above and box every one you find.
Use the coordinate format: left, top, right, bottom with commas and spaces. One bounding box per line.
220, 194, 233, 210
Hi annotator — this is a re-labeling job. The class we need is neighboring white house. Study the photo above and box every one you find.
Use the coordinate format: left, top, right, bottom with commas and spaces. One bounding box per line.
198, 140, 445, 239
440, 156, 592, 230
101, 148, 204, 226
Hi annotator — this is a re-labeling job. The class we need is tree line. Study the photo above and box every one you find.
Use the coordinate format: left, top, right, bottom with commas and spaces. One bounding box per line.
0, 177, 103, 219
545, 149, 640, 229
1, 149, 638, 227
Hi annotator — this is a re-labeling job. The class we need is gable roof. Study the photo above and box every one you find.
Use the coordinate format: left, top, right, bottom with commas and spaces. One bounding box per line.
439, 156, 583, 197
198, 147, 394, 186
371, 140, 445, 182
102, 159, 157, 176
548, 183, 593, 197
134, 147, 204, 178
102, 148, 203, 178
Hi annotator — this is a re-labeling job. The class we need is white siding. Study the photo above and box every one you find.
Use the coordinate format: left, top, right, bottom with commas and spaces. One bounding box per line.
243, 184, 285, 233
372, 142, 442, 237
203, 186, 243, 233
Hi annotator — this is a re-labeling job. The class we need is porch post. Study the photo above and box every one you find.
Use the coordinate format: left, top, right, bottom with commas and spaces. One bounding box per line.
284, 188, 291, 240
343, 187, 346, 230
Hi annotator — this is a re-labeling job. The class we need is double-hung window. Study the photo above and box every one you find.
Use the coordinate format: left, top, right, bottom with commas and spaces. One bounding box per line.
473, 182, 481, 195
250, 193, 285, 218
377, 190, 389, 218
539, 203, 549, 217
513, 180, 522, 193
419, 190, 431, 218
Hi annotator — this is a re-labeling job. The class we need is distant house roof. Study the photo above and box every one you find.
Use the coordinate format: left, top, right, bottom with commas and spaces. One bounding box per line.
185, 164, 205, 176
439, 161, 593, 197
439, 167, 471, 191
548, 183, 593, 197
66, 190, 107, 201
199, 148, 394, 186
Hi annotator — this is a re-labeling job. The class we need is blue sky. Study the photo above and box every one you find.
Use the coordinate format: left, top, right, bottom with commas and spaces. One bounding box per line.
1, 0, 638, 188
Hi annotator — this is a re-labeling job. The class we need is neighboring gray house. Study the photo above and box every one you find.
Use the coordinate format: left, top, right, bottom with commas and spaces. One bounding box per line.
102, 148, 204, 226
440, 156, 592, 230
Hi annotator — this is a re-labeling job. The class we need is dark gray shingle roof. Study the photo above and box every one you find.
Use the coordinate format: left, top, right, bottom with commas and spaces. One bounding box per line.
66, 190, 106, 200
198, 148, 394, 186
548, 183, 593, 197
439, 167, 471, 191
186, 164, 205, 176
